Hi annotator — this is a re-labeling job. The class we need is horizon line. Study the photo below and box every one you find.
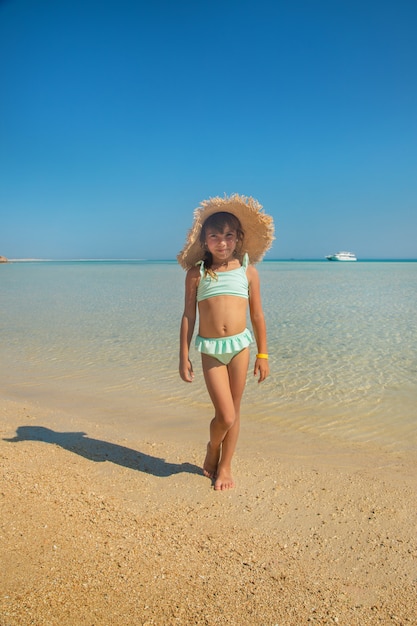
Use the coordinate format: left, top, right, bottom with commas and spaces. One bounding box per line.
5, 257, 417, 263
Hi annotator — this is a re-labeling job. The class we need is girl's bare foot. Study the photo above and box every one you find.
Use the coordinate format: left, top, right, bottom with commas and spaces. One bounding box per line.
214, 463, 235, 491
203, 442, 220, 479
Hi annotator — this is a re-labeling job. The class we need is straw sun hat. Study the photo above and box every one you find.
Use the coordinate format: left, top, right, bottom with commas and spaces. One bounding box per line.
177, 194, 275, 270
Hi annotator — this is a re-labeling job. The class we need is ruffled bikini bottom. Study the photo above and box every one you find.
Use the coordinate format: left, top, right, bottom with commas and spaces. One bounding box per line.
195, 328, 253, 365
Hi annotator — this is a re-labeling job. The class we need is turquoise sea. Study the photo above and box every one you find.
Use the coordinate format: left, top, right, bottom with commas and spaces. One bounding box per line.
1, 260, 416, 453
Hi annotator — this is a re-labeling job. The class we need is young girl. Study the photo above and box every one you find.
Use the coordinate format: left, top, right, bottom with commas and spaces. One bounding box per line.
178, 194, 274, 491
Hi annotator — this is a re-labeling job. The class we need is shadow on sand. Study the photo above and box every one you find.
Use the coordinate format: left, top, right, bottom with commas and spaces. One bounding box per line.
4, 426, 201, 478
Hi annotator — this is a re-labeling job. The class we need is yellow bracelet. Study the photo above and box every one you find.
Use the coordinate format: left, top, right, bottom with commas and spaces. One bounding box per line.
256, 353, 269, 359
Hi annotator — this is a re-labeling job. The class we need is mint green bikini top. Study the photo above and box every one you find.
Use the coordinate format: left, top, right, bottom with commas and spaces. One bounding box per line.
196, 253, 249, 302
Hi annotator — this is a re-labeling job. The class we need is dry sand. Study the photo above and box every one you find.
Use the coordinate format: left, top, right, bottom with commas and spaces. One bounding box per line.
1, 397, 416, 626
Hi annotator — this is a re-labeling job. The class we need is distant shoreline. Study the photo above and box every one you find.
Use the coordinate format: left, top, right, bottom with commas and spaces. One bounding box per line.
6, 257, 417, 263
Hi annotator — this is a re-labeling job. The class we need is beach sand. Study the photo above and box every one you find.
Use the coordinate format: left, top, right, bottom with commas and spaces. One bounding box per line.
1, 397, 416, 626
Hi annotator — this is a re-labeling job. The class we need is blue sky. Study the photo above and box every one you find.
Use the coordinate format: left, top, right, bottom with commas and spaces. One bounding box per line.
1, 0, 416, 260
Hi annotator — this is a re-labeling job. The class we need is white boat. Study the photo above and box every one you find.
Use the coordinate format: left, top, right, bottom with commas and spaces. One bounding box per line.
326, 251, 357, 262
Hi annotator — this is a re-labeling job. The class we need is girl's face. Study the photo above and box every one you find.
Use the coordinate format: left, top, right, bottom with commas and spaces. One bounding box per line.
204, 224, 238, 261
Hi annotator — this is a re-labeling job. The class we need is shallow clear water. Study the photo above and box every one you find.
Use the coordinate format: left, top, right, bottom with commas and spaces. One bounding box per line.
1, 260, 416, 451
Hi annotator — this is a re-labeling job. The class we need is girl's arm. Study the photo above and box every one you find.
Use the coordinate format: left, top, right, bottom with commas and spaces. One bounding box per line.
179, 267, 199, 382
247, 265, 269, 383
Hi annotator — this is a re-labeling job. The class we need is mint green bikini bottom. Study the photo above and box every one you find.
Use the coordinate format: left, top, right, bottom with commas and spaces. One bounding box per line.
195, 328, 253, 365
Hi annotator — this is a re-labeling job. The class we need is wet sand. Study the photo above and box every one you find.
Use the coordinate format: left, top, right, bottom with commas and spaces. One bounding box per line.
1, 397, 416, 625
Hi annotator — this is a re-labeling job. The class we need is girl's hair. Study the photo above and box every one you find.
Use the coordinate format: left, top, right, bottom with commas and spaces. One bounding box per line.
199, 212, 245, 276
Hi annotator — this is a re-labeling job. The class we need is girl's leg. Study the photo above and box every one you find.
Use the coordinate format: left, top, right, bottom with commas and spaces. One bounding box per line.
216, 348, 249, 489
201, 354, 234, 479
201, 348, 249, 490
